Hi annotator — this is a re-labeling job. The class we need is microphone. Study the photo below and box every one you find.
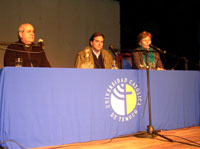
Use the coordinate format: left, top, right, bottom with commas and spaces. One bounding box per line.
150, 44, 166, 54
38, 39, 45, 50
109, 44, 118, 56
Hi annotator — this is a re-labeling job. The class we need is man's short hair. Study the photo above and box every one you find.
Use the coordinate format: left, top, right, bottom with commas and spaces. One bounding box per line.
89, 32, 104, 46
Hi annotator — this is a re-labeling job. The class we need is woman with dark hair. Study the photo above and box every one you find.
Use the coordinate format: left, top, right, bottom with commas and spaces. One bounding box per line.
132, 31, 164, 70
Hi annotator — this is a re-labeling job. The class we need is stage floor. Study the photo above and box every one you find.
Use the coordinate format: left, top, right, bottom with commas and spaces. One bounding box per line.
32, 125, 200, 149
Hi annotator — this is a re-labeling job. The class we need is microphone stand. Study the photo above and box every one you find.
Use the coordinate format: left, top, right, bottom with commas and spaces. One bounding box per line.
162, 50, 190, 70
151, 45, 200, 70
133, 49, 173, 142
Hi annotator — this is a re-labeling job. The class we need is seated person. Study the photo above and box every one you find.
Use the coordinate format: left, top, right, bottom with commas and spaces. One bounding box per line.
132, 31, 164, 70
4, 23, 51, 67
74, 32, 113, 69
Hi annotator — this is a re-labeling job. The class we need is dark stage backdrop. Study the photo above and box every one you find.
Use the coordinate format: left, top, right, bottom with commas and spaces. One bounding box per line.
119, 1, 200, 70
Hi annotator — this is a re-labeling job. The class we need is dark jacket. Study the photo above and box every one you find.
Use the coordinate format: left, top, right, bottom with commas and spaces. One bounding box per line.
4, 41, 51, 67
132, 47, 163, 69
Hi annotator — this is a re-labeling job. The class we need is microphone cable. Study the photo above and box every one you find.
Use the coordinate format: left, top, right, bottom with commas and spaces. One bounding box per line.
0, 47, 45, 53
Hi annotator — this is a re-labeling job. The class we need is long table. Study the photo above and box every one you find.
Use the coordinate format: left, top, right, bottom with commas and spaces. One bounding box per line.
0, 67, 199, 148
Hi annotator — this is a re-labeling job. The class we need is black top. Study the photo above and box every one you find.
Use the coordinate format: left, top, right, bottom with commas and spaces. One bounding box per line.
4, 41, 51, 67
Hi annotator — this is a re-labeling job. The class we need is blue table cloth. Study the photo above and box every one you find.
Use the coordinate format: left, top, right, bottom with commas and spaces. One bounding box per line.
0, 67, 199, 148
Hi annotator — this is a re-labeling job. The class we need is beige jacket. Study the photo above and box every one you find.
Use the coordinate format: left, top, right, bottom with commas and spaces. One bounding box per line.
74, 46, 113, 69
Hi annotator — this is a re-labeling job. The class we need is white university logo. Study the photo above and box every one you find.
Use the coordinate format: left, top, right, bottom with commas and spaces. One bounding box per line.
105, 78, 142, 122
